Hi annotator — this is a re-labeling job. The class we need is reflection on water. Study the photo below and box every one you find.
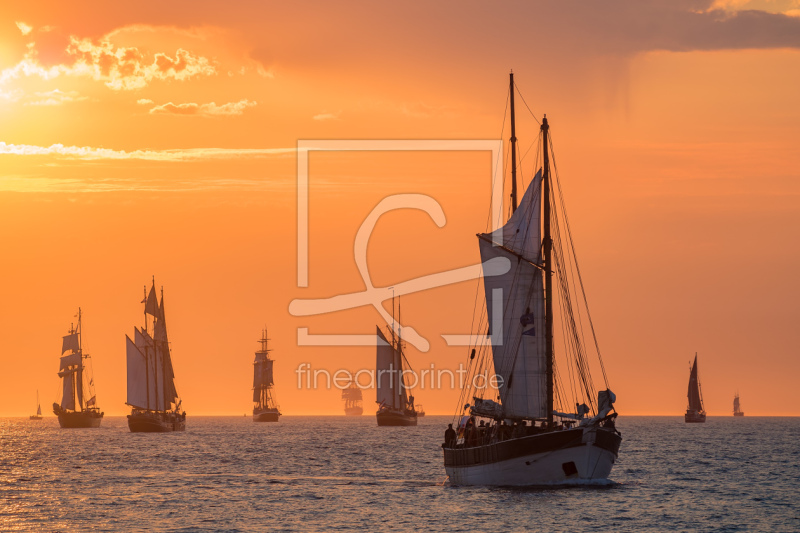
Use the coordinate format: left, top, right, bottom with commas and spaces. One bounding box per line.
1, 416, 798, 532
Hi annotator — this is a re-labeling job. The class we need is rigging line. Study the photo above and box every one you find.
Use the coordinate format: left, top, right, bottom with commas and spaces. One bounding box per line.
551, 187, 597, 411
513, 82, 541, 125
549, 134, 610, 387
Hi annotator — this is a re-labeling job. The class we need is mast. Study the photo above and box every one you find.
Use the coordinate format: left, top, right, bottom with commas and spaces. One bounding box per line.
143, 285, 150, 411
151, 278, 159, 413
510, 71, 518, 213
542, 115, 554, 427
160, 286, 168, 413
77, 308, 84, 411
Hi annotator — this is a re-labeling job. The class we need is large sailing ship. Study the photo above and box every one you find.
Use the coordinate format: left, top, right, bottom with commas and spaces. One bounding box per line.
125, 280, 185, 432
52, 309, 103, 428
342, 380, 363, 416
733, 393, 744, 417
253, 328, 281, 422
29, 390, 42, 420
376, 303, 417, 426
685, 353, 706, 423
442, 73, 622, 486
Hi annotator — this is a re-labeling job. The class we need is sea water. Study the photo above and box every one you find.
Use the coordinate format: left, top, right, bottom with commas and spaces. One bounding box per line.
1, 416, 798, 532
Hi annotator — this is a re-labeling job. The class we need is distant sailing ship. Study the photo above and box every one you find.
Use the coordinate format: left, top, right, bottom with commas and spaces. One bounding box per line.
125, 280, 185, 432
733, 393, 744, 417
685, 353, 706, 423
253, 328, 281, 422
442, 73, 621, 486
376, 301, 417, 426
416, 405, 426, 417
29, 390, 43, 420
52, 309, 103, 428
342, 380, 363, 416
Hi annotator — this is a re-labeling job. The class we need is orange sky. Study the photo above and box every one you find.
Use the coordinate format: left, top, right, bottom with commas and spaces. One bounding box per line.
1, 1, 799, 416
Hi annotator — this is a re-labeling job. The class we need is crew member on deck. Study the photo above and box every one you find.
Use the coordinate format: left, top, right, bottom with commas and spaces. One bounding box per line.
444, 423, 456, 448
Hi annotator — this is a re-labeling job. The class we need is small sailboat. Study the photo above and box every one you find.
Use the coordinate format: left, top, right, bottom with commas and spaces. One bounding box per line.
29, 391, 43, 420
733, 393, 744, 417
443, 73, 621, 486
52, 309, 104, 428
125, 279, 185, 432
253, 328, 281, 422
416, 405, 426, 417
685, 353, 706, 423
376, 301, 417, 426
342, 379, 363, 416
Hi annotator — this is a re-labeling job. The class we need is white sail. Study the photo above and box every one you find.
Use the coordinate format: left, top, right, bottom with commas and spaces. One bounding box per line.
59, 352, 82, 370
126, 335, 149, 409
62, 333, 80, 354
478, 171, 547, 419
376, 327, 397, 409
61, 371, 75, 411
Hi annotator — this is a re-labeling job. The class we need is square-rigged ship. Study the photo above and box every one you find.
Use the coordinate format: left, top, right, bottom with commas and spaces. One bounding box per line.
52, 308, 104, 428
253, 328, 281, 422
442, 73, 621, 486
125, 280, 185, 432
342, 380, 363, 416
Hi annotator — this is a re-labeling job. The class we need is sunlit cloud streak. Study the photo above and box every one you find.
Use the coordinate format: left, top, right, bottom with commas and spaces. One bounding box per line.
149, 99, 257, 116
0, 142, 294, 161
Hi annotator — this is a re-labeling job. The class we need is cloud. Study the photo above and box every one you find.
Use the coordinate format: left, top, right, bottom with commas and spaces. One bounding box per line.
313, 111, 340, 121
24, 89, 87, 106
0, 30, 217, 91
148, 99, 257, 116
137, 98, 154, 105
15, 22, 33, 36
65, 37, 216, 90
0, 141, 293, 161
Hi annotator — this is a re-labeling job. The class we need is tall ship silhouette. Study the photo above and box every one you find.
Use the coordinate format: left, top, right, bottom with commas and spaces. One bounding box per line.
253, 328, 281, 422
733, 393, 744, 417
442, 73, 621, 486
125, 280, 185, 432
342, 380, 363, 416
52, 309, 103, 428
685, 353, 706, 423
375, 301, 417, 426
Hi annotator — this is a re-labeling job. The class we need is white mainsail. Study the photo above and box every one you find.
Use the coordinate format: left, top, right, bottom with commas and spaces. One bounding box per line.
477, 171, 547, 419
376, 327, 398, 409
126, 335, 149, 409
61, 371, 76, 410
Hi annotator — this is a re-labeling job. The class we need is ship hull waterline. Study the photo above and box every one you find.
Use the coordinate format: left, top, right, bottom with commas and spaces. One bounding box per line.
57, 411, 103, 428
685, 411, 706, 423
128, 411, 185, 432
444, 428, 621, 486
344, 407, 363, 416
253, 410, 280, 422
376, 409, 417, 426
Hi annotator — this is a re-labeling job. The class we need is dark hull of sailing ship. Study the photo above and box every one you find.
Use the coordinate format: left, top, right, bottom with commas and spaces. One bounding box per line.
55, 309, 103, 429
54, 404, 103, 428
376, 408, 417, 426
126, 281, 185, 433
443, 73, 621, 486
733, 412, 744, 417
253, 408, 281, 422
684, 411, 706, 423
128, 410, 185, 432
345, 406, 364, 416
685, 353, 706, 423
444, 425, 621, 486
29, 415, 42, 421
253, 329, 281, 422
